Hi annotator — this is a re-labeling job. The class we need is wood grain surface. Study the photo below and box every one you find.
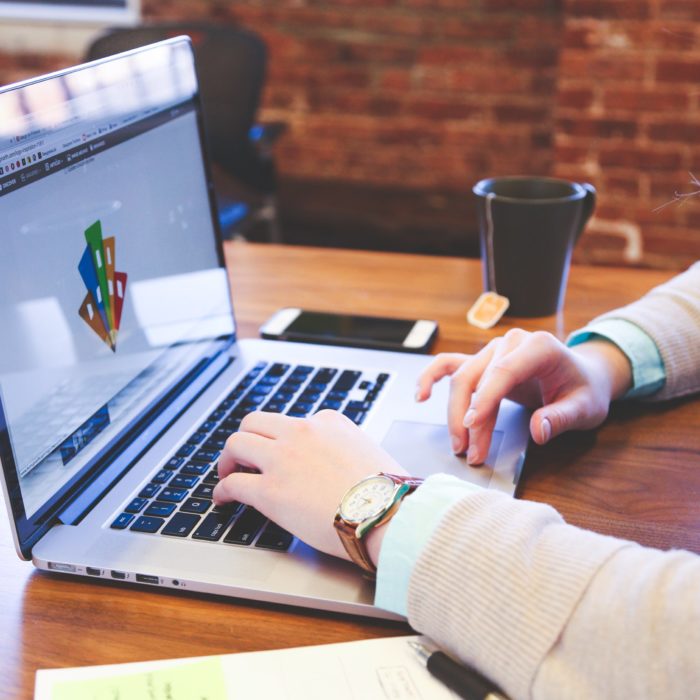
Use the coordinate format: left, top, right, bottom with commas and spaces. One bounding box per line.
2, 242, 698, 699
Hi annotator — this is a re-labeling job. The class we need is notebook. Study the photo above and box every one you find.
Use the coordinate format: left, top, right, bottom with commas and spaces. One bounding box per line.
0, 38, 530, 619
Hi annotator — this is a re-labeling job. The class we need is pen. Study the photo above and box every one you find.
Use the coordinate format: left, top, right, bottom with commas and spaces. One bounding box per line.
409, 640, 510, 700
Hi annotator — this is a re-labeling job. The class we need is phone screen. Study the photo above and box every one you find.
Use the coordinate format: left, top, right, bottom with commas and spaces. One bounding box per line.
286, 311, 416, 344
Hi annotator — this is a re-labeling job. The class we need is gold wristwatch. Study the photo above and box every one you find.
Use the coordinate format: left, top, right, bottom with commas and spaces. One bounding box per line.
334, 473, 424, 577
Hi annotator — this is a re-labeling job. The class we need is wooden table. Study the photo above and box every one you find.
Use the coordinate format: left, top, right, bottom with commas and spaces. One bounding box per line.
3, 242, 699, 699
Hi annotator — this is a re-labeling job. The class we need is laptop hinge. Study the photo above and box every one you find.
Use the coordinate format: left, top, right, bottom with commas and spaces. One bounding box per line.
55, 348, 232, 525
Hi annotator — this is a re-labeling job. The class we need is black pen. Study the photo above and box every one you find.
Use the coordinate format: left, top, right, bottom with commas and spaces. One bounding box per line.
409, 640, 509, 700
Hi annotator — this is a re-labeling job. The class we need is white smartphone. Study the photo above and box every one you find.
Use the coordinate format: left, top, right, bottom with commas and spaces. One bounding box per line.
260, 308, 438, 353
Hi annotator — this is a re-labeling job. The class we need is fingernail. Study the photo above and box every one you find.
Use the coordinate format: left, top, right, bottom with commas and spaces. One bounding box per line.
467, 445, 479, 464
452, 436, 462, 454
463, 408, 476, 428
541, 417, 552, 443
415, 389, 422, 402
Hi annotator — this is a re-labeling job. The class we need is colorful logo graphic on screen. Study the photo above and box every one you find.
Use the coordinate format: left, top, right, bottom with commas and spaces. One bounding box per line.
78, 220, 128, 352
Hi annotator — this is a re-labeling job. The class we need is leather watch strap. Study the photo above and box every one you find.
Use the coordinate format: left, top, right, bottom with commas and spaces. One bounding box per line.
334, 473, 424, 577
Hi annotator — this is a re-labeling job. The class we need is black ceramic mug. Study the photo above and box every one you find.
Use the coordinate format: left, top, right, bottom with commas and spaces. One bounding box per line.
472, 176, 596, 317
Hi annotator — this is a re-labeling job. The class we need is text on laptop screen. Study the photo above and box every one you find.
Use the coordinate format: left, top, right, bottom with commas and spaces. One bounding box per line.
0, 40, 235, 519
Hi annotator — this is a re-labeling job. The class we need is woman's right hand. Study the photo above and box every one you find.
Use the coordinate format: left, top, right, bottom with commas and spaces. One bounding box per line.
415, 330, 633, 465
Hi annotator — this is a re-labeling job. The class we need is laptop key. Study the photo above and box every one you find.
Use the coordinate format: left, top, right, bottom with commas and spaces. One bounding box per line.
169, 474, 199, 489
162, 512, 201, 537
193, 483, 215, 499
187, 431, 208, 445
203, 469, 220, 486
164, 457, 184, 470
138, 483, 160, 499
343, 408, 366, 425
145, 501, 177, 517
180, 463, 208, 476
331, 370, 361, 392
131, 516, 165, 533
175, 443, 195, 458
111, 512, 135, 529
255, 522, 294, 551
180, 497, 212, 514
265, 363, 290, 378
224, 507, 267, 545
151, 469, 171, 484
192, 510, 236, 541
192, 448, 219, 463
125, 497, 148, 514
158, 487, 188, 503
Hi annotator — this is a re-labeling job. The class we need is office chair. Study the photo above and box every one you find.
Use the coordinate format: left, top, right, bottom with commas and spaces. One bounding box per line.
85, 22, 286, 242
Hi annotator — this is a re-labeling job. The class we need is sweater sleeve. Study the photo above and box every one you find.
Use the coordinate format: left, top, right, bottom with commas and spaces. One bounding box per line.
405, 490, 700, 700
578, 261, 700, 401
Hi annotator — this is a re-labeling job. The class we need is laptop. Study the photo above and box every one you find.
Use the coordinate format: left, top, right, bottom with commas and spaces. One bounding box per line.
0, 38, 530, 619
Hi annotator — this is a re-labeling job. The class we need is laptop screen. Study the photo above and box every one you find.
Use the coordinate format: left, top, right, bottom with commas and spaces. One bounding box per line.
0, 39, 235, 548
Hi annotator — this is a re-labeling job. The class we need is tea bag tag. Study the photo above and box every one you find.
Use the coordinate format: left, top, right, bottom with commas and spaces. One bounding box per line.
467, 291, 510, 329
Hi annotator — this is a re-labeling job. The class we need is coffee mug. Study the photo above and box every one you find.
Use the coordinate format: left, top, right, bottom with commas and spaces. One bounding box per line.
472, 176, 596, 317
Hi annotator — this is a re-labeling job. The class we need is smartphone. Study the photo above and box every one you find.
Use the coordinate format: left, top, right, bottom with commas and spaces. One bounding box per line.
260, 308, 438, 353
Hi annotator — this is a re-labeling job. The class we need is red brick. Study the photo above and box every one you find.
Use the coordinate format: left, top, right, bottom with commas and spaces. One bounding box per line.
602, 88, 690, 112
558, 87, 595, 109
659, 0, 700, 22
560, 51, 647, 81
493, 104, 551, 124
418, 46, 499, 66
599, 146, 684, 170
648, 121, 700, 143
557, 116, 639, 138
602, 174, 641, 196
567, 0, 652, 20
655, 58, 700, 84
406, 98, 482, 121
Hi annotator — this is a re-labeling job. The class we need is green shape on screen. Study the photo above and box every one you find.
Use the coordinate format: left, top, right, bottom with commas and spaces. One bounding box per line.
51, 658, 227, 700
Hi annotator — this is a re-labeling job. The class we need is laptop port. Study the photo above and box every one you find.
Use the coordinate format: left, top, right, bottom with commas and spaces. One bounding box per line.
135, 574, 159, 585
48, 562, 77, 573
86, 567, 101, 577
110, 570, 127, 580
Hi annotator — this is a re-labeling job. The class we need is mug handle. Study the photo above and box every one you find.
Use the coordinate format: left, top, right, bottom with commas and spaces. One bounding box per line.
575, 183, 597, 242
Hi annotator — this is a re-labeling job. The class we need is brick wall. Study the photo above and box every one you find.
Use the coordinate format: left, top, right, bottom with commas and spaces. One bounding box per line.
555, 0, 700, 267
1, 0, 698, 268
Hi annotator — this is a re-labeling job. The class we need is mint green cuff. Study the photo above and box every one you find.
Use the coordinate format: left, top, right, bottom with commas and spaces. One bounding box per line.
567, 318, 665, 398
374, 473, 483, 617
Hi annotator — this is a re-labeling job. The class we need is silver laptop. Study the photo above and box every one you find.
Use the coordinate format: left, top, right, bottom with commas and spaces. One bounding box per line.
0, 38, 530, 619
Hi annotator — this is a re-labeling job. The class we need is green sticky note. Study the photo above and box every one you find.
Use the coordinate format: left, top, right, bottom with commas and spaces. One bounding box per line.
51, 657, 227, 700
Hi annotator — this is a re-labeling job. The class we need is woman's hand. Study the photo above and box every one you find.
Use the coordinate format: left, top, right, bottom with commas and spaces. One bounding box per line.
213, 409, 406, 561
416, 330, 633, 465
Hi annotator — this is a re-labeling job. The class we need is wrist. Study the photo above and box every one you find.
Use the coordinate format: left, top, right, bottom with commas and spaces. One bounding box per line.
365, 518, 391, 568
334, 473, 422, 577
573, 339, 633, 400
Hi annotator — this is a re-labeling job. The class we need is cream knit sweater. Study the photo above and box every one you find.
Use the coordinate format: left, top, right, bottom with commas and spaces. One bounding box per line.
406, 263, 700, 700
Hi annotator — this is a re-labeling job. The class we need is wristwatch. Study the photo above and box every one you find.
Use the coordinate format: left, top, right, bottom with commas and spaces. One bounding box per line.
334, 472, 424, 577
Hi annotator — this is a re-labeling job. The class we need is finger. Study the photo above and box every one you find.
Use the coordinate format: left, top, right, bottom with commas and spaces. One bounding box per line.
213, 471, 263, 508
470, 332, 560, 427
238, 410, 297, 439
217, 431, 275, 479
465, 337, 514, 464
446, 343, 498, 455
415, 353, 469, 401
531, 391, 607, 444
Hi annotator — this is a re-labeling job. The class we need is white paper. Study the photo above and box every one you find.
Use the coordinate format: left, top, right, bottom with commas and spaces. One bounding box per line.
35, 634, 460, 700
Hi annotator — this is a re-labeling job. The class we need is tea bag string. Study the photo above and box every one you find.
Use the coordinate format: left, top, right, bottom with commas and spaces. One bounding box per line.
485, 192, 497, 291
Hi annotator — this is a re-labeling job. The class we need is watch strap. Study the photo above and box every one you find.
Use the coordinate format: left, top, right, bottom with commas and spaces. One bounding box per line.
334, 473, 424, 577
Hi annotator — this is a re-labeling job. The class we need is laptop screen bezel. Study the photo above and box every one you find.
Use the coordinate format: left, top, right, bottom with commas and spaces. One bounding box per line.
0, 37, 239, 559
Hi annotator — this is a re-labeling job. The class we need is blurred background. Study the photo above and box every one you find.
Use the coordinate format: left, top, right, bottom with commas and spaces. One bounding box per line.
0, 0, 698, 269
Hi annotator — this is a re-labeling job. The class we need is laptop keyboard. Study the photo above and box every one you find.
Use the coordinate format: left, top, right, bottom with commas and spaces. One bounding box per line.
110, 361, 389, 552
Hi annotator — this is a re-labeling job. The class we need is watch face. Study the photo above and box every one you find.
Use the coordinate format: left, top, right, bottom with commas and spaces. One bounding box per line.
340, 475, 396, 523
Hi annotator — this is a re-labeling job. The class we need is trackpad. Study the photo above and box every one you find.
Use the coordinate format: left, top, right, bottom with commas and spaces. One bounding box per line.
381, 421, 503, 488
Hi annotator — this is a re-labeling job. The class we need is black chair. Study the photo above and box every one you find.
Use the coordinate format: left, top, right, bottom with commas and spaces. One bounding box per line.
85, 22, 286, 241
